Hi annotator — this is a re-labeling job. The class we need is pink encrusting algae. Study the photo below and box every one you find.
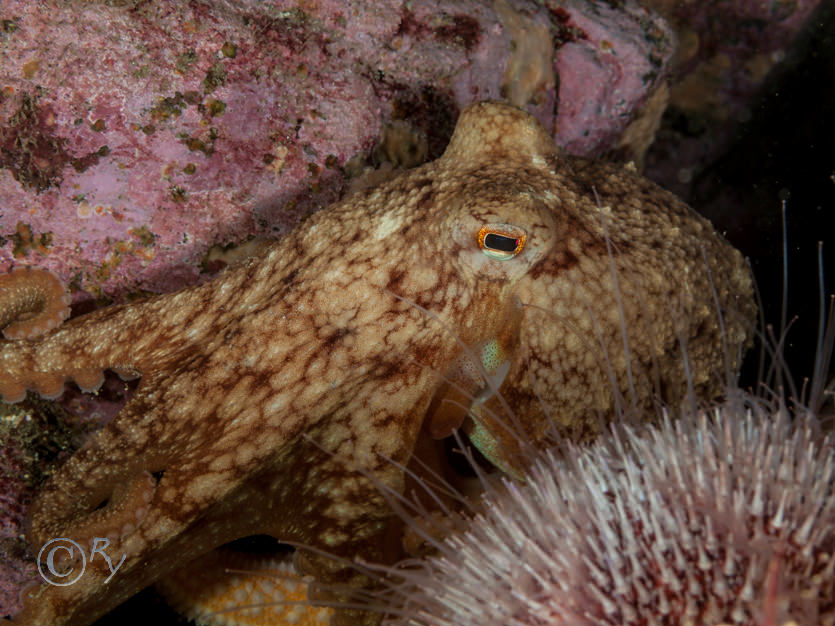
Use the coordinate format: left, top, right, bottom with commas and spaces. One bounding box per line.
0, 0, 674, 301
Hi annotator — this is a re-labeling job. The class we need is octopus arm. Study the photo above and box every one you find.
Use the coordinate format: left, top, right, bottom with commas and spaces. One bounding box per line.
0, 261, 255, 403
13, 297, 434, 626
16, 446, 302, 625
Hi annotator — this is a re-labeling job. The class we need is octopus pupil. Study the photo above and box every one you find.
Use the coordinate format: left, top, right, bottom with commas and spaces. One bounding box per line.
484, 233, 517, 252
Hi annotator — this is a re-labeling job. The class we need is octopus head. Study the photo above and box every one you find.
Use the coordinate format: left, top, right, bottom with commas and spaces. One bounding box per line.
408, 102, 754, 476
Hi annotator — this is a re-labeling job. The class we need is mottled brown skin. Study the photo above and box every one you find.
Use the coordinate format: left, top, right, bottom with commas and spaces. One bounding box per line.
0, 267, 70, 340
0, 102, 755, 625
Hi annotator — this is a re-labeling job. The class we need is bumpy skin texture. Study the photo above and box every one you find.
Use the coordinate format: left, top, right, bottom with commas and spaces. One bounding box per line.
0, 268, 70, 341
0, 102, 755, 625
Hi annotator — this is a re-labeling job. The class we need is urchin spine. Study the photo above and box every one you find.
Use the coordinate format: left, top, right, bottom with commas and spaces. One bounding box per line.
381, 398, 835, 626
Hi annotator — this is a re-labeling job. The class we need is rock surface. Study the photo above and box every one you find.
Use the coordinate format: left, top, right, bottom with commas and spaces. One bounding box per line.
0, 0, 673, 301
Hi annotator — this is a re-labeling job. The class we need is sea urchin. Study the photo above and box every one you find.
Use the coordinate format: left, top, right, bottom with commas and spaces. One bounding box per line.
380, 394, 835, 626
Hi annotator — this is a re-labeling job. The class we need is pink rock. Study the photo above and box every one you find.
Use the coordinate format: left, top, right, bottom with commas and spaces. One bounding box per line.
548, 0, 674, 156
0, 439, 35, 619
0, 0, 673, 300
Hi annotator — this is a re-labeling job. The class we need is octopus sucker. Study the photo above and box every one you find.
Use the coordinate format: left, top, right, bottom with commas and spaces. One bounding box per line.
0, 267, 71, 341
73, 368, 106, 393
1, 101, 756, 625
29, 470, 157, 554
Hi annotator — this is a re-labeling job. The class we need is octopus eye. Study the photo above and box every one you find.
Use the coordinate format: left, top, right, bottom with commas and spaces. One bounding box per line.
477, 224, 527, 261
